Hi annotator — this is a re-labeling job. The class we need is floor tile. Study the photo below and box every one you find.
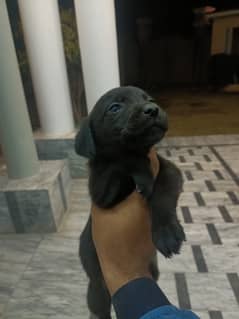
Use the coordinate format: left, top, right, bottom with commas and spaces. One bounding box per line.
2, 139, 239, 318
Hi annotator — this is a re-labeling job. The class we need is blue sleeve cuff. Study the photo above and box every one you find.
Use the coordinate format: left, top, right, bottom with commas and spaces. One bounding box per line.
140, 305, 200, 319
112, 277, 171, 319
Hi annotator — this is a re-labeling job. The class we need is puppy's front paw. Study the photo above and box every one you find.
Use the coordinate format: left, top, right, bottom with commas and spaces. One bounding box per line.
152, 222, 186, 258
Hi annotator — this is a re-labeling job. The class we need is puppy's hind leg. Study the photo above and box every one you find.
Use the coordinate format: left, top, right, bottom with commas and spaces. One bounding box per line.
149, 253, 160, 281
80, 218, 112, 319
87, 279, 111, 319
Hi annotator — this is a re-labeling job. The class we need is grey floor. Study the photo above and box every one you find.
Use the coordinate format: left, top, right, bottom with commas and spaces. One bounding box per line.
1, 136, 239, 319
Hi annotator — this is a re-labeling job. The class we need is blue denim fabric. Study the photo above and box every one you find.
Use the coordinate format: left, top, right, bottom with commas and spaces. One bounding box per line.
140, 305, 200, 319
112, 278, 199, 319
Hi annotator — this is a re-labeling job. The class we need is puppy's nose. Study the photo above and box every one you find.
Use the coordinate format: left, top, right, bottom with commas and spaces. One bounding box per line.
143, 104, 159, 117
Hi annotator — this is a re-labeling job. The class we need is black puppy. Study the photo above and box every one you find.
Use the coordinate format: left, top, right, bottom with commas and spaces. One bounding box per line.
75, 86, 186, 319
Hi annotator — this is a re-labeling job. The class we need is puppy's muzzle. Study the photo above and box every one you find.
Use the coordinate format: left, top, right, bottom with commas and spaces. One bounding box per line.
156, 110, 168, 132
143, 103, 168, 132
121, 102, 168, 139
143, 104, 159, 117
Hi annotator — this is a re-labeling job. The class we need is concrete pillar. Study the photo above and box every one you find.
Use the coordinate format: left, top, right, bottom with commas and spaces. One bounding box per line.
18, 0, 74, 135
0, 0, 39, 179
74, 0, 120, 112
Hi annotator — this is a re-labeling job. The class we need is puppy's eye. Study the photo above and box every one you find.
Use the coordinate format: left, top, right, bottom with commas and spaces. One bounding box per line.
108, 103, 122, 113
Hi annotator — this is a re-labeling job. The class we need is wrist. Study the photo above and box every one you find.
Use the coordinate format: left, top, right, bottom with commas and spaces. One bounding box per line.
101, 265, 152, 296
112, 277, 171, 319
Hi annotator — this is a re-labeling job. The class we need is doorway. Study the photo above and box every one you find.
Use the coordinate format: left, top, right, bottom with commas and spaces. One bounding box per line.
114, 0, 239, 136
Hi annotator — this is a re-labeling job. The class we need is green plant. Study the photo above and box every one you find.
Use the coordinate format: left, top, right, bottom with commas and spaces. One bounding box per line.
60, 8, 80, 64
60, 7, 87, 121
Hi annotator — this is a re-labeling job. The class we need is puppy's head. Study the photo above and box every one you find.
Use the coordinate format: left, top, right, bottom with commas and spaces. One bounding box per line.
75, 86, 168, 158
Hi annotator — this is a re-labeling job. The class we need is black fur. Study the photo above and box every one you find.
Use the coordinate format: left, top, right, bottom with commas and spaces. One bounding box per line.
208, 53, 239, 89
75, 86, 186, 319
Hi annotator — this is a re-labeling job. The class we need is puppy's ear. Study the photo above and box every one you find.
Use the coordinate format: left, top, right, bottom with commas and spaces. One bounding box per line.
75, 118, 96, 158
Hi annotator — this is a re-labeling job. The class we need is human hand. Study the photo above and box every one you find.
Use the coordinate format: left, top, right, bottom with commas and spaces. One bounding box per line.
91, 147, 159, 295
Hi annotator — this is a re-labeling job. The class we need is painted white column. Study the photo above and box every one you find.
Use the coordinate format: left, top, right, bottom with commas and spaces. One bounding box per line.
18, 0, 74, 135
0, 0, 39, 179
74, 0, 120, 112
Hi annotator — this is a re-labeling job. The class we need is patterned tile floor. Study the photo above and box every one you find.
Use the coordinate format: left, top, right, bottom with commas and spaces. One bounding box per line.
1, 136, 239, 319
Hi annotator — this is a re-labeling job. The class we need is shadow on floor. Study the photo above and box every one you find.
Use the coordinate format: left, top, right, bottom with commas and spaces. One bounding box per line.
156, 89, 239, 137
